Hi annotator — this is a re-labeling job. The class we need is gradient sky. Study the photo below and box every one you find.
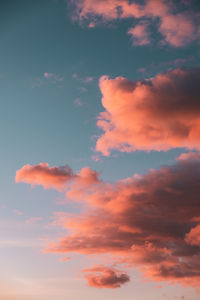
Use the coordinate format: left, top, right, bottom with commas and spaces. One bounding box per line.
1, 0, 200, 299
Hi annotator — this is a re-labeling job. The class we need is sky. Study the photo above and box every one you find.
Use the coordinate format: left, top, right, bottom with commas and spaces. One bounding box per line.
1, 0, 200, 299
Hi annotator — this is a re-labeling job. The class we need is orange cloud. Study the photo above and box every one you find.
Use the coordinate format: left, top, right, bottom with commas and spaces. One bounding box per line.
17, 154, 200, 288
15, 163, 74, 190
44, 153, 200, 287
59, 256, 71, 261
70, 0, 200, 47
96, 67, 200, 155
15, 163, 100, 190
83, 265, 130, 288
185, 224, 200, 247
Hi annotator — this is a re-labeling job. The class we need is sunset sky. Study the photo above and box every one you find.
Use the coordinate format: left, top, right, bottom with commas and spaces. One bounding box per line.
1, 0, 200, 299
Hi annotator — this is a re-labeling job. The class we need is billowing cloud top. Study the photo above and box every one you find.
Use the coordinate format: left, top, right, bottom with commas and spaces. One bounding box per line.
70, 0, 200, 47
16, 153, 200, 288
96, 67, 200, 155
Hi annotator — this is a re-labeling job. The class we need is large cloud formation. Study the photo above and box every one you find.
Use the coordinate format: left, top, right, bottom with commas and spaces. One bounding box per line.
16, 153, 200, 288
70, 0, 200, 47
95, 67, 200, 155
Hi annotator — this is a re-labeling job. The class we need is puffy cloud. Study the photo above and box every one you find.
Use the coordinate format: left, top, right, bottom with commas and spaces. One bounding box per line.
128, 21, 151, 46
70, 0, 200, 47
83, 265, 130, 288
72, 0, 143, 20
43, 153, 200, 287
15, 163, 100, 190
185, 225, 200, 247
95, 67, 200, 155
15, 163, 74, 190
159, 12, 198, 47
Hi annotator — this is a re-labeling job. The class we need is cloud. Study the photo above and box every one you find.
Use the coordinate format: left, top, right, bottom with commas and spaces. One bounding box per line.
13, 209, 23, 216
83, 265, 130, 288
40, 153, 200, 288
95, 67, 200, 155
185, 224, 200, 247
15, 163, 74, 190
31, 72, 63, 88
17, 154, 200, 288
43, 72, 64, 82
74, 98, 83, 106
59, 256, 71, 261
25, 217, 43, 225
70, 0, 200, 47
128, 21, 151, 46
159, 12, 198, 47
72, 73, 94, 83
16, 163, 100, 190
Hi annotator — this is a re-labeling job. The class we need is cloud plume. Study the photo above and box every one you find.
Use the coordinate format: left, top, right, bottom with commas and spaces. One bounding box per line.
96, 67, 200, 155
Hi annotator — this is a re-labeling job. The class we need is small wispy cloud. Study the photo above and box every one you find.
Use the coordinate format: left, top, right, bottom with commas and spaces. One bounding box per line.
59, 257, 71, 262
25, 217, 43, 225
74, 98, 83, 107
31, 72, 64, 88
72, 73, 94, 84
13, 209, 23, 216
43, 72, 64, 82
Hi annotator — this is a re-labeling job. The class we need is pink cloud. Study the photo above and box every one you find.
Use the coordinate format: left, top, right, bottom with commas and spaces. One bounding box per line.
70, 0, 200, 47
72, 73, 94, 83
13, 209, 23, 216
16, 163, 100, 191
17, 153, 199, 288
84, 76, 93, 83
185, 224, 200, 247
59, 256, 71, 261
95, 67, 200, 155
83, 265, 130, 288
15, 163, 74, 190
16, 156, 200, 287
25, 217, 43, 225
159, 13, 198, 47
128, 21, 151, 46
44, 72, 53, 78
43, 72, 63, 82
32, 73, 63, 88
137, 67, 146, 73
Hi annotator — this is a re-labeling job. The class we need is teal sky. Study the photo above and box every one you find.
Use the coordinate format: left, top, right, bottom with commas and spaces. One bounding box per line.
1, 0, 200, 299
